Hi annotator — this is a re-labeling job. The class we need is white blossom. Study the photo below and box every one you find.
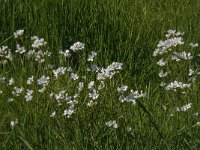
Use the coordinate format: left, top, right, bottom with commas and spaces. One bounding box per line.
105, 120, 118, 128
117, 85, 128, 94
70, 73, 79, 80
14, 29, 24, 38
70, 42, 85, 52
157, 59, 166, 66
27, 76, 34, 85
31, 36, 47, 48
15, 44, 25, 54
9, 78, 14, 85
159, 70, 168, 78
25, 89, 33, 101
87, 51, 97, 62
176, 103, 192, 112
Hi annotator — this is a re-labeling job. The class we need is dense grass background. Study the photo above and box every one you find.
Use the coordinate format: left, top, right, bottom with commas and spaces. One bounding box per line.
1, 0, 200, 149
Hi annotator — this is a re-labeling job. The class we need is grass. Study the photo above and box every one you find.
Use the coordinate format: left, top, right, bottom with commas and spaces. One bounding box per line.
1, 0, 200, 149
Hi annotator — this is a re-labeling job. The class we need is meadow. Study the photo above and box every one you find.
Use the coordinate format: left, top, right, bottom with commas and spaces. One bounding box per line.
1, 0, 200, 149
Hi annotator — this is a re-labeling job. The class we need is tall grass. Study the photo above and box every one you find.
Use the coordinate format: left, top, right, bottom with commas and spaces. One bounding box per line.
1, 0, 200, 149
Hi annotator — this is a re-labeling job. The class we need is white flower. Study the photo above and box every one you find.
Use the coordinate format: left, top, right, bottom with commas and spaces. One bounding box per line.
159, 70, 168, 78
119, 90, 145, 104
53, 67, 67, 78
157, 59, 166, 67
37, 75, 50, 86
87, 100, 97, 107
97, 62, 123, 80
188, 69, 194, 76
12, 87, 24, 96
98, 81, 105, 90
160, 82, 166, 87
70, 73, 79, 80
172, 51, 193, 61
88, 81, 95, 89
189, 43, 198, 48
117, 85, 128, 94
14, 29, 24, 38
50, 111, 56, 117
31, 36, 47, 48
25, 89, 33, 101
15, 44, 25, 54
78, 82, 84, 91
10, 119, 18, 128
63, 106, 75, 118
165, 81, 191, 91
105, 120, 118, 128
9, 78, 14, 85
27, 76, 34, 85
70, 42, 85, 52
59, 49, 71, 57
38, 86, 46, 93
89, 89, 99, 100
176, 103, 192, 112
7, 98, 14, 102
87, 51, 97, 62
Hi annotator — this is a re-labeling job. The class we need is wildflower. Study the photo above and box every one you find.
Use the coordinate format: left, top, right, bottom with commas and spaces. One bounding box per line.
7, 98, 14, 102
15, 44, 25, 54
0, 46, 13, 61
188, 69, 194, 76
63, 106, 75, 118
70, 42, 85, 52
10, 119, 18, 128
12, 87, 24, 96
25, 89, 33, 101
87, 100, 97, 107
49, 92, 54, 99
27, 76, 34, 85
105, 120, 118, 128
31, 36, 47, 48
119, 90, 145, 104
171, 51, 193, 61
176, 103, 192, 112
97, 62, 123, 80
88, 81, 95, 89
9, 78, 14, 85
59, 49, 71, 57
117, 85, 128, 94
37, 75, 50, 86
98, 81, 105, 90
87, 51, 97, 62
14, 29, 24, 38
165, 81, 191, 91
34, 50, 51, 63
70, 73, 79, 80
53, 67, 66, 78
189, 43, 198, 48
89, 89, 99, 100
50, 111, 56, 117
78, 82, 84, 92
38, 86, 46, 93
0, 76, 6, 83
157, 59, 166, 66
158, 70, 168, 78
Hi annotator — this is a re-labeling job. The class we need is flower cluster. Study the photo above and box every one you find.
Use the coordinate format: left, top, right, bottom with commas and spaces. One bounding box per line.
70, 42, 85, 52
0, 46, 13, 63
117, 85, 145, 105
153, 30, 198, 93
14, 29, 24, 38
176, 103, 192, 112
31, 36, 47, 48
97, 62, 123, 80
105, 120, 118, 128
